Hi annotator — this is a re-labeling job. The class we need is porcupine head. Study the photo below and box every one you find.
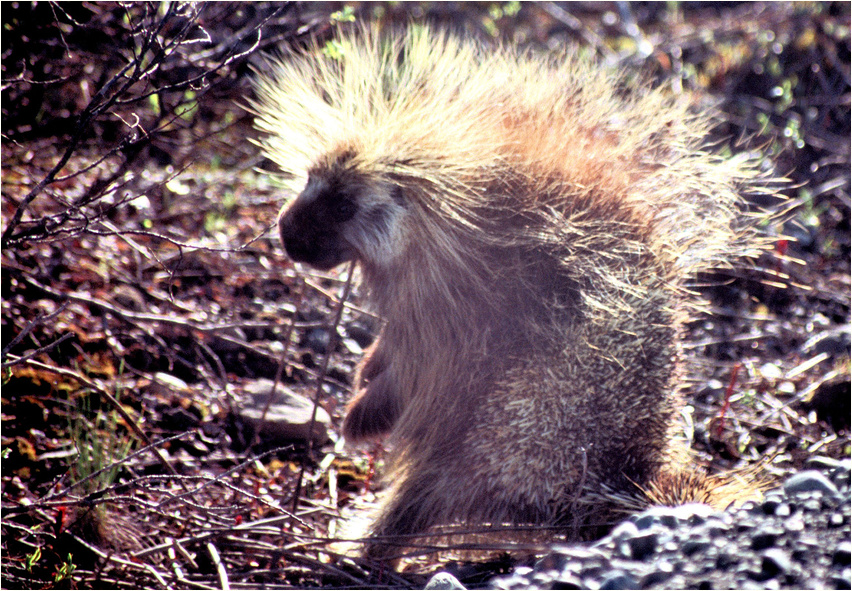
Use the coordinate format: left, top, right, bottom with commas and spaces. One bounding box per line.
252, 25, 772, 563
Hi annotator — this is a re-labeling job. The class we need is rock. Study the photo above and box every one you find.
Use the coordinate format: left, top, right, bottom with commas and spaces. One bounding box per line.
715, 548, 740, 570
341, 337, 363, 355
833, 542, 851, 567
632, 503, 713, 529
598, 521, 638, 546
775, 503, 792, 517
830, 569, 852, 590
753, 548, 792, 581
640, 559, 675, 587
551, 572, 584, 589
759, 362, 783, 381
627, 531, 659, 560
598, 570, 639, 590
236, 379, 331, 444
682, 538, 712, 556
344, 321, 376, 348
783, 470, 841, 499
302, 327, 331, 354
425, 572, 467, 590
805, 456, 846, 471
783, 514, 805, 533
751, 525, 783, 550
697, 516, 732, 538
758, 499, 778, 515
536, 546, 605, 575
829, 461, 852, 489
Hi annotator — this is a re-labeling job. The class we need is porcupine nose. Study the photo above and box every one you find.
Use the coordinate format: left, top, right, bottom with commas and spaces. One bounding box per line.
277, 203, 355, 270
277, 207, 313, 264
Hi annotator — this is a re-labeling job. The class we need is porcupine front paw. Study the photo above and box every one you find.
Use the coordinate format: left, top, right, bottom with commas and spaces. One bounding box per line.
342, 370, 400, 441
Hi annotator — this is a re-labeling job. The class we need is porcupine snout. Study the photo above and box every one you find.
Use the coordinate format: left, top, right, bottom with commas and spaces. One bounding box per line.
277, 180, 358, 271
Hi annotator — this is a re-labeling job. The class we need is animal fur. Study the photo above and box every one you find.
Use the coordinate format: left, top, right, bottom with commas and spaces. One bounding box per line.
253, 26, 770, 561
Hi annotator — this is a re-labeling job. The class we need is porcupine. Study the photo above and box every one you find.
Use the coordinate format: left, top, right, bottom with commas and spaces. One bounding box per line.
252, 26, 771, 561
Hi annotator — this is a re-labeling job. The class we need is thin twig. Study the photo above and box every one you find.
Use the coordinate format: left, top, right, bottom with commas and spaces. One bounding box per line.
291, 261, 356, 514
1, 332, 75, 370
1, 301, 69, 357
251, 277, 305, 449
570, 447, 589, 537
207, 542, 230, 591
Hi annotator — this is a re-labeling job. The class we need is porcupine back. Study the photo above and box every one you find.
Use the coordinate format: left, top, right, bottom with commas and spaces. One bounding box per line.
254, 27, 756, 273
253, 26, 770, 559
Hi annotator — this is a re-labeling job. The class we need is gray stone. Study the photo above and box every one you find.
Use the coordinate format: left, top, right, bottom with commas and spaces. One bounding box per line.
682, 538, 712, 556
603, 521, 639, 544
805, 456, 846, 471
715, 550, 740, 570
695, 517, 731, 539
238, 379, 331, 444
425, 572, 467, 590
640, 559, 675, 587
775, 503, 792, 517
632, 503, 713, 530
830, 570, 851, 590
303, 327, 331, 353
627, 531, 659, 560
552, 572, 583, 589
759, 498, 781, 515
751, 525, 783, 550
344, 321, 376, 348
783, 470, 841, 499
833, 542, 851, 567
757, 549, 792, 580
598, 570, 639, 590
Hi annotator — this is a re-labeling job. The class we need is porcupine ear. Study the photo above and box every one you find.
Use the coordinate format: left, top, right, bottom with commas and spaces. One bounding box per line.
389, 184, 405, 206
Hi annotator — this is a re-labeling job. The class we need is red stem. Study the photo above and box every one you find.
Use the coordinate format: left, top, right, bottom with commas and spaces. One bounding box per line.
716, 362, 742, 437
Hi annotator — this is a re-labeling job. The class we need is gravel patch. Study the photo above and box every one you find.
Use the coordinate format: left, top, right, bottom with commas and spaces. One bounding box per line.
487, 457, 851, 590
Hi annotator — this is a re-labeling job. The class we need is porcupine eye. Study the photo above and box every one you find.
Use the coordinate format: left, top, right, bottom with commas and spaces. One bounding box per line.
332, 194, 357, 223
